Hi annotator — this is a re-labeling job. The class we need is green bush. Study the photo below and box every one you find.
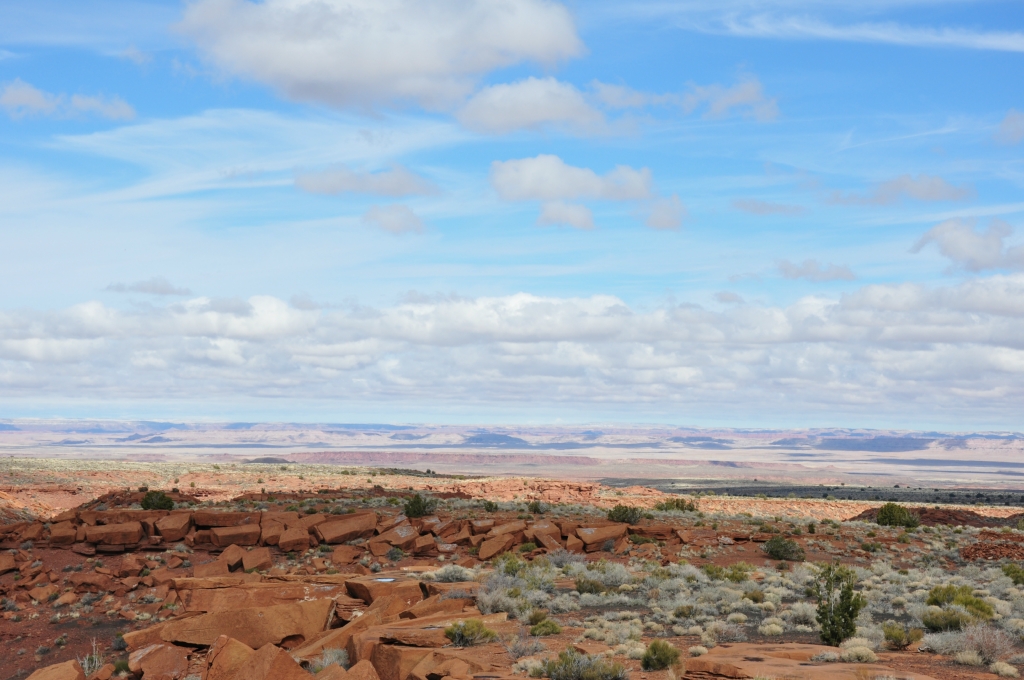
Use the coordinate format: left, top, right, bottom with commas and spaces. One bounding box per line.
628, 535, 656, 545
527, 500, 546, 514
921, 608, 973, 632
925, 585, 993, 620
1002, 563, 1024, 585
141, 491, 174, 511
528, 610, 549, 626
640, 640, 680, 671
813, 562, 866, 646
482, 500, 498, 512
607, 505, 643, 524
575, 576, 606, 594
403, 494, 437, 518
519, 543, 538, 553
542, 649, 627, 680
530, 619, 562, 636
113, 660, 130, 674
876, 503, 919, 528
882, 621, 923, 650
762, 536, 805, 561
444, 619, 497, 647
673, 605, 694, 619
654, 497, 697, 512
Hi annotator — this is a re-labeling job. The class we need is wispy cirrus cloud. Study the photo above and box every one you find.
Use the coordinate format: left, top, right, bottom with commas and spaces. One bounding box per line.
733, 198, 805, 215
0, 78, 135, 120
106, 277, 192, 296
778, 259, 856, 282
995, 110, 1024, 145
829, 174, 973, 205
295, 165, 437, 197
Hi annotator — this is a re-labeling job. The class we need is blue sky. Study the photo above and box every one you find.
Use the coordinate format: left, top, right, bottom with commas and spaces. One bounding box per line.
0, 0, 1022, 428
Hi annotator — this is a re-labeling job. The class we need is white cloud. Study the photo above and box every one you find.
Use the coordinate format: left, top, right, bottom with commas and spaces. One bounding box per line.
106, 277, 192, 296
715, 291, 743, 304
537, 201, 594, 230
118, 46, 152, 65
458, 77, 603, 134
779, 259, 856, 282
682, 76, 778, 121
830, 174, 973, 205
912, 218, 1024, 272
491, 155, 652, 201
5, 278, 1024, 421
178, 0, 583, 111
646, 194, 685, 230
296, 165, 436, 197
733, 198, 805, 215
995, 109, 1024, 145
0, 79, 135, 120
362, 204, 425, 234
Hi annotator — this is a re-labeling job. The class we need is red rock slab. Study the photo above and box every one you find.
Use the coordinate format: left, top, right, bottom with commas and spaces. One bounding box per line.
423, 581, 479, 597
193, 560, 232, 578
128, 643, 189, 680
529, 520, 561, 537
376, 514, 408, 533
399, 596, 474, 619
70, 572, 114, 593
242, 547, 273, 572
408, 649, 492, 680
159, 598, 335, 649
345, 574, 424, 605
85, 521, 143, 545
332, 545, 364, 565
318, 513, 378, 544
0, 553, 15, 574
49, 521, 78, 545
348, 659, 382, 680
317, 666, 349, 680
477, 534, 514, 561
301, 513, 331, 531
565, 535, 584, 552
279, 526, 311, 553
192, 511, 260, 528
229, 642, 310, 680
260, 521, 283, 546
469, 520, 494, 535
575, 525, 625, 546
689, 643, 941, 680
88, 663, 115, 680
376, 523, 421, 550
25, 660, 85, 680
536, 532, 563, 552
206, 635, 255, 680
486, 521, 526, 538
211, 525, 261, 547
186, 583, 350, 612
28, 584, 59, 602
372, 644, 435, 680
220, 544, 247, 568
156, 513, 192, 542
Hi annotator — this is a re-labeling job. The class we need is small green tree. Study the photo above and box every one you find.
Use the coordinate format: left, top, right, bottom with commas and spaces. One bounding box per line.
814, 562, 866, 646
403, 493, 437, 518
607, 505, 643, 524
762, 536, 805, 561
876, 503, 919, 528
141, 491, 174, 511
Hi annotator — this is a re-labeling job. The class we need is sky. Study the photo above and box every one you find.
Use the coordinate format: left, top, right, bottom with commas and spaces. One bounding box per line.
0, 0, 1022, 429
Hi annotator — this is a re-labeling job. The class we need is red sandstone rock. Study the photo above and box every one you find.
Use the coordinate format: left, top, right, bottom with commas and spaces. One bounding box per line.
576, 525, 625, 546
85, 521, 143, 545
260, 522, 283, 546
331, 545, 363, 565
279, 526, 311, 552
347, 659, 382, 680
220, 544, 247, 569
242, 547, 273, 572
192, 511, 260, 527
0, 553, 15, 574
26, 660, 85, 680
211, 525, 261, 547
477, 534, 514, 560
156, 513, 192, 542
194, 560, 232, 578
206, 635, 256, 680
227, 642, 310, 680
318, 513, 378, 544
128, 642, 189, 680
49, 521, 78, 545
376, 523, 421, 550
159, 598, 335, 648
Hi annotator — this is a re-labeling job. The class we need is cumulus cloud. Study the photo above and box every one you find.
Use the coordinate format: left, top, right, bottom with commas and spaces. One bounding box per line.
830, 174, 973, 205
715, 291, 743, 304
995, 109, 1024, 145
537, 201, 594, 230
177, 0, 583, 111
912, 218, 1024, 272
458, 77, 603, 134
491, 155, 652, 201
362, 204, 425, 234
646, 194, 686, 230
779, 259, 856, 282
733, 198, 805, 215
106, 277, 192, 296
0, 79, 135, 120
681, 76, 778, 121
295, 164, 436, 197
5, 278, 1024, 420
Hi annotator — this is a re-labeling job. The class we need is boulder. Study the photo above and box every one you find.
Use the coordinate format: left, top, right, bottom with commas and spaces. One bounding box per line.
399, 596, 473, 620
26, 660, 85, 680
85, 522, 143, 545
477, 534, 514, 561
0, 553, 16, 574
565, 535, 584, 552
278, 527, 311, 553
536, 532, 562, 552
186, 583, 350, 612
469, 520, 493, 535
242, 547, 273, 572
156, 513, 192, 542
376, 523, 420, 550
260, 522, 283, 546
347, 659, 381, 680
576, 525, 626, 546
331, 545, 363, 565
28, 584, 59, 602
345, 575, 424, 605
128, 643, 189, 680
160, 598, 335, 649
317, 513, 378, 544
192, 511, 260, 528
49, 521, 78, 546
211, 525, 261, 547
486, 521, 526, 538
317, 666, 350, 680
206, 635, 255, 680
70, 572, 114, 593
227, 642, 309, 680
371, 644, 434, 680
220, 544, 247, 569
193, 560, 231, 578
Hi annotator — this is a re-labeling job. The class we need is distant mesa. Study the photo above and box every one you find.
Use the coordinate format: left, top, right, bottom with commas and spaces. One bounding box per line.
462, 433, 531, 448
225, 422, 258, 430
115, 434, 149, 442
0, 423, 19, 431
814, 436, 934, 452
327, 423, 416, 431
668, 436, 733, 450
390, 433, 428, 441
245, 457, 292, 464
50, 439, 90, 446
140, 436, 173, 444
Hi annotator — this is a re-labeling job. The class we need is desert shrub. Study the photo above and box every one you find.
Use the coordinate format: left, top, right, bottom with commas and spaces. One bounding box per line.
575, 576, 606, 594
673, 605, 694, 619
607, 505, 643, 524
77, 639, 103, 677
482, 500, 499, 512
543, 649, 627, 680
702, 564, 725, 581
531, 619, 562, 636
141, 491, 174, 511
744, 590, 765, 604
520, 543, 539, 553
528, 610, 549, 625
640, 640, 680, 671
445, 619, 498, 647
494, 552, 526, 576
762, 536, 805, 561
548, 549, 585, 568
955, 650, 984, 666
922, 608, 974, 632
810, 651, 838, 662
527, 501, 547, 514
991, 661, 1020, 677
788, 602, 817, 626
1002, 563, 1024, 586
427, 565, 474, 583
385, 547, 406, 562
505, 634, 546, 660
759, 623, 784, 636
926, 585, 993, 620
813, 562, 866, 646
882, 621, 923, 650
962, 624, 1016, 663
628, 535, 656, 545
654, 497, 697, 512
840, 646, 878, 663
876, 503, 919, 528
309, 648, 349, 672
113, 660, 130, 674
403, 494, 437, 518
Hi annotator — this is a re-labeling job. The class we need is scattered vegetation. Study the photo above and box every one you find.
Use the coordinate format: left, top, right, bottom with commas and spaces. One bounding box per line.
542, 649, 628, 680
813, 562, 866, 646
875, 502, 919, 528
404, 493, 437, 518
761, 536, 805, 561
445, 619, 498, 647
141, 491, 174, 510
606, 505, 643, 524
640, 640, 680, 671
